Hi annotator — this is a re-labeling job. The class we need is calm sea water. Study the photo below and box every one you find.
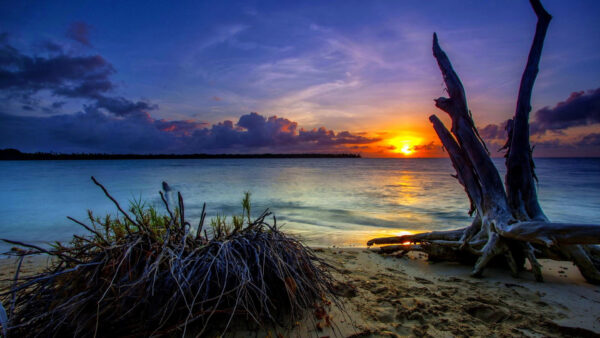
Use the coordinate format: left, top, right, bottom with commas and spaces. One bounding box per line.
0, 158, 598, 251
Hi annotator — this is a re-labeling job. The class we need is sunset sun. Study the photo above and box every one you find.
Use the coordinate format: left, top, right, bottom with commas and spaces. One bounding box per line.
400, 144, 413, 155
389, 136, 421, 156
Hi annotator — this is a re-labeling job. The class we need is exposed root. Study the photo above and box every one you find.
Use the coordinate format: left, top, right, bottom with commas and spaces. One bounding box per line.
0, 177, 342, 337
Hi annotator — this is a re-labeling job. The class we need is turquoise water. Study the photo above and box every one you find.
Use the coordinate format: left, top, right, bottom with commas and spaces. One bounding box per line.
0, 158, 598, 250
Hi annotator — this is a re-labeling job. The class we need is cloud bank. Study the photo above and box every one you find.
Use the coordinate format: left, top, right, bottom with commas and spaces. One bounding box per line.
0, 32, 155, 117
0, 111, 379, 153
530, 88, 600, 135
481, 88, 600, 139
478, 88, 600, 155
0, 31, 378, 154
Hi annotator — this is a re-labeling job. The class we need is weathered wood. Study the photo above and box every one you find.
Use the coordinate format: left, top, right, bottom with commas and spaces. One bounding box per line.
472, 233, 505, 277
559, 246, 600, 284
430, 115, 482, 216
505, 0, 552, 222
523, 243, 543, 282
460, 214, 482, 248
432, 34, 511, 216
367, 0, 600, 284
378, 245, 412, 254
366, 228, 465, 246
500, 222, 600, 246
433, 31, 515, 277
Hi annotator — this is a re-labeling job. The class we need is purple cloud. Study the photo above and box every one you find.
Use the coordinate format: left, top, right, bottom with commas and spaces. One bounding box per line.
298, 127, 377, 146
530, 88, 600, 135
236, 113, 299, 147
0, 32, 377, 154
480, 88, 600, 141
479, 120, 509, 140
40, 40, 63, 53
154, 118, 208, 136
0, 111, 379, 154
577, 133, 600, 147
0, 35, 156, 117
478, 89, 600, 155
92, 96, 157, 117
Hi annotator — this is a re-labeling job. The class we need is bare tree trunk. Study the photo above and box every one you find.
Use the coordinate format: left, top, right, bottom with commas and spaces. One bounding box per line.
505, 0, 551, 222
367, 0, 600, 284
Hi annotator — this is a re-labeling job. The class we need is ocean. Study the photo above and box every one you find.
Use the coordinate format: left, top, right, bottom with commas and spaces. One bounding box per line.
0, 158, 598, 251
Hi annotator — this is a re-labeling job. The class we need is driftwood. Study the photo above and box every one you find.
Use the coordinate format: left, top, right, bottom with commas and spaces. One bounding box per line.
368, 0, 600, 284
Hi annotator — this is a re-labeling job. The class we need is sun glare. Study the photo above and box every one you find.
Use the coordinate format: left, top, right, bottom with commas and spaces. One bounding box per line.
388, 136, 421, 156
393, 230, 415, 237
400, 144, 413, 155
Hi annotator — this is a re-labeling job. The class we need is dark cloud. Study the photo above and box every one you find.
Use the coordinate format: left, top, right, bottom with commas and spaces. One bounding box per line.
40, 40, 64, 53
479, 120, 509, 140
93, 96, 157, 117
155, 119, 208, 136
298, 127, 378, 146
55, 79, 115, 98
236, 113, 298, 147
0, 34, 375, 154
66, 21, 92, 46
0, 35, 156, 117
0, 111, 378, 154
0, 111, 179, 154
576, 133, 600, 147
184, 113, 378, 151
531, 88, 600, 134
0, 38, 114, 94
513, 132, 600, 157
51, 101, 66, 109
479, 88, 600, 148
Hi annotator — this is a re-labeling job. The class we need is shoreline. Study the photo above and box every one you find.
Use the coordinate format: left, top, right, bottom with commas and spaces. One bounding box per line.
0, 149, 361, 160
2, 248, 599, 337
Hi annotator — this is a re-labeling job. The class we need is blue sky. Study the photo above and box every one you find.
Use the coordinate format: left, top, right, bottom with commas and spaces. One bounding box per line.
1, 0, 599, 156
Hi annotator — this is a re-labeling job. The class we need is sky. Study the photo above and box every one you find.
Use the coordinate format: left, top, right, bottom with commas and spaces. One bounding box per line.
0, 0, 599, 157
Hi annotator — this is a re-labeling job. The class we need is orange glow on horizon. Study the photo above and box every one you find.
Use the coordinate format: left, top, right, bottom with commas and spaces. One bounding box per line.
350, 110, 446, 157
388, 135, 422, 156
400, 144, 413, 155
393, 230, 415, 237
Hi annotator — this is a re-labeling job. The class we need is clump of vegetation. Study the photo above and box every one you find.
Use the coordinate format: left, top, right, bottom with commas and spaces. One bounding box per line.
0, 177, 340, 337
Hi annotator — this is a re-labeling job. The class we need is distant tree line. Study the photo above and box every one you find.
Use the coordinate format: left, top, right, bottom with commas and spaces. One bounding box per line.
0, 148, 361, 160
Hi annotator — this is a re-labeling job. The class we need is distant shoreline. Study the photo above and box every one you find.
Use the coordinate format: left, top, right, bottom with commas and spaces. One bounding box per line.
0, 149, 361, 160
2, 149, 598, 161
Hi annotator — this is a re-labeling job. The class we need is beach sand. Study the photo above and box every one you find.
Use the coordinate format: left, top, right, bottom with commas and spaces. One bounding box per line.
312, 248, 600, 337
1, 248, 599, 337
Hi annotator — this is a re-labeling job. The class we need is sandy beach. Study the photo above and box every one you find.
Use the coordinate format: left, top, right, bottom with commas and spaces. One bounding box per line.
2, 248, 599, 337
316, 248, 600, 337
